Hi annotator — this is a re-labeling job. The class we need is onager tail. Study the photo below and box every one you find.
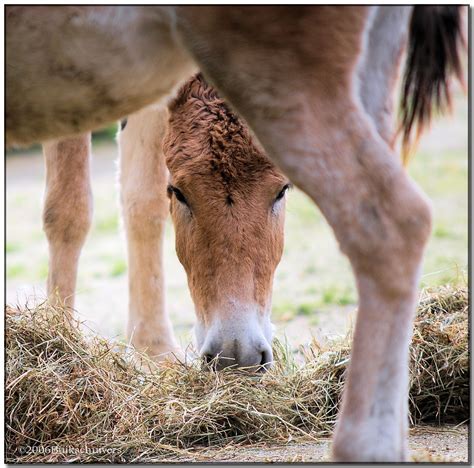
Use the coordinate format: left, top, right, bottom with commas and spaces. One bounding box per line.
400, 6, 465, 163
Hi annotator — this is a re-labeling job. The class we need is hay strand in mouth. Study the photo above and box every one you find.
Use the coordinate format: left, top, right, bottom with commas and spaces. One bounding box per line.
5, 286, 468, 462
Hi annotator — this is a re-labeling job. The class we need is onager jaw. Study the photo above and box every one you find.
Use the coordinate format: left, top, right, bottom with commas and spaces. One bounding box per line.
195, 305, 274, 372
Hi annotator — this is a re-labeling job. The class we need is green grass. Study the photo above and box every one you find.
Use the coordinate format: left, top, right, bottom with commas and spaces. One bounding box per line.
95, 214, 119, 234
5, 126, 118, 158
36, 262, 49, 281
296, 302, 316, 316
272, 301, 297, 321
109, 258, 127, 277
321, 286, 354, 306
6, 242, 20, 253
7, 263, 28, 279
433, 225, 454, 239
7, 258, 49, 282
91, 124, 118, 143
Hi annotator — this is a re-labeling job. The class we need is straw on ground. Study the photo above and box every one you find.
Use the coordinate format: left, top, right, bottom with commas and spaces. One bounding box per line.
5, 286, 468, 463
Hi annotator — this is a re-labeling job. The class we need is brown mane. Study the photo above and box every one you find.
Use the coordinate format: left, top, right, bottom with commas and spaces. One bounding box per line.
166, 74, 277, 197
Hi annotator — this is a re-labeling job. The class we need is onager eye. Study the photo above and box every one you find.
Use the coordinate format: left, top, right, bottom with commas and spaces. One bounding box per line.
274, 184, 290, 203
167, 185, 189, 207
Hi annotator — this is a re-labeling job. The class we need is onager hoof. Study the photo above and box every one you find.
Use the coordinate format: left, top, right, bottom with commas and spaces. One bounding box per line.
146, 343, 184, 364
130, 328, 182, 365
331, 428, 409, 462
133, 342, 184, 373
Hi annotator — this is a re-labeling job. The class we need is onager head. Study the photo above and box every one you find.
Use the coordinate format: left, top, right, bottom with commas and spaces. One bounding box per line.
164, 74, 288, 371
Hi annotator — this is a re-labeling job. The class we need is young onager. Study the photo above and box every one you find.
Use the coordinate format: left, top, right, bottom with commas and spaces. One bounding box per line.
43, 73, 287, 368
6, 5, 465, 462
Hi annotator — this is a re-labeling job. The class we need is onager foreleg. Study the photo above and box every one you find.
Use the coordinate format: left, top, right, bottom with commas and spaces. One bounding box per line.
118, 106, 179, 360
248, 96, 431, 462
43, 134, 93, 312
254, 97, 431, 462
176, 6, 432, 460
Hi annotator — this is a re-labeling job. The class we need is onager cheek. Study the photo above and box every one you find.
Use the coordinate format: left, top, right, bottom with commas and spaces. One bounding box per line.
172, 221, 218, 316
171, 211, 194, 272
252, 221, 285, 306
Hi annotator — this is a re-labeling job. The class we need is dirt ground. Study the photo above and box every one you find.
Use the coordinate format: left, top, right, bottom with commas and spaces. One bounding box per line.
156, 425, 469, 463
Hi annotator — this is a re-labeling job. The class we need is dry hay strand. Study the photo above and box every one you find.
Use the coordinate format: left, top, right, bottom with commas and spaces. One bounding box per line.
409, 286, 469, 424
5, 286, 468, 462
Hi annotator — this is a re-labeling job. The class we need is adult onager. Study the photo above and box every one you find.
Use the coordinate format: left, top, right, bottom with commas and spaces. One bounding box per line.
6, 5, 465, 462
43, 73, 288, 369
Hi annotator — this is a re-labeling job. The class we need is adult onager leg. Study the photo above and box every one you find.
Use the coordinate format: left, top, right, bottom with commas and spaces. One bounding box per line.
42, 107, 179, 360
42, 134, 93, 311
357, 6, 412, 145
176, 6, 433, 460
118, 106, 179, 360
352, 6, 413, 455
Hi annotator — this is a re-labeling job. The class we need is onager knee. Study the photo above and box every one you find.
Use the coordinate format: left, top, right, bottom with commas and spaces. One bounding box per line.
121, 193, 168, 243
119, 107, 170, 242
43, 195, 92, 249
339, 175, 432, 298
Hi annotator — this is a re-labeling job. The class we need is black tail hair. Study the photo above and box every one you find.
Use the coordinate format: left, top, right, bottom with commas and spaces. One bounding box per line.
400, 6, 465, 163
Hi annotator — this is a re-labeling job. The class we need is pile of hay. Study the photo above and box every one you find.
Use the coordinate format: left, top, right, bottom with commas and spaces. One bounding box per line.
5, 286, 468, 462
409, 286, 469, 424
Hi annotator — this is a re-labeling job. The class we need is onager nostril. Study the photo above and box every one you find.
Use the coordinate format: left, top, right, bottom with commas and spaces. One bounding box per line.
258, 347, 273, 372
201, 353, 219, 371
201, 338, 272, 371
200, 340, 220, 367
203, 353, 213, 364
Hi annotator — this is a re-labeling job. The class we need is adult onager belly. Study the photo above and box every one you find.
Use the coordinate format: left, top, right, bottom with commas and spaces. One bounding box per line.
6, 5, 465, 462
